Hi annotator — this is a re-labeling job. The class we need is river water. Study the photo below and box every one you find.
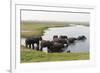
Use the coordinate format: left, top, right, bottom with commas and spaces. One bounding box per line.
21, 25, 89, 53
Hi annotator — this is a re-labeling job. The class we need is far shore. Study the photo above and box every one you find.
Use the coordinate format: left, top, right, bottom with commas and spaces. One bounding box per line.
21, 21, 89, 38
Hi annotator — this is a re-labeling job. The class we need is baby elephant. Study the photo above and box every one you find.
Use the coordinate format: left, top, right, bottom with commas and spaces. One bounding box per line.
77, 35, 86, 40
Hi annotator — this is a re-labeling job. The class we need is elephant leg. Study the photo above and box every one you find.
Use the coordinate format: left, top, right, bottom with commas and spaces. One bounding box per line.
66, 44, 68, 47
36, 44, 39, 51
29, 44, 31, 48
25, 43, 28, 48
47, 47, 51, 53
32, 44, 34, 50
47, 49, 50, 53
40, 47, 43, 51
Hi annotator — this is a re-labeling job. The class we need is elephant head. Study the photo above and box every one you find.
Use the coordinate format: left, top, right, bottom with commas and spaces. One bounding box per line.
53, 35, 58, 41
59, 35, 68, 40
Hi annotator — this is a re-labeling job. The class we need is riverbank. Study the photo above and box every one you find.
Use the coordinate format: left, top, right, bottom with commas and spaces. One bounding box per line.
21, 22, 70, 38
21, 21, 89, 63
21, 46, 89, 63
21, 21, 89, 38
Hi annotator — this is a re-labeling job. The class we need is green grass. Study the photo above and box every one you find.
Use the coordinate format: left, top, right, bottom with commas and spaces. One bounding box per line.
21, 22, 71, 38
21, 46, 89, 63
21, 21, 89, 38
21, 21, 89, 63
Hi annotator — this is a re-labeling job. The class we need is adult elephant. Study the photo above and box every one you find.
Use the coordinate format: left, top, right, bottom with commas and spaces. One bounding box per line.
40, 40, 52, 51
53, 35, 58, 41
53, 35, 58, 39
49, 41, 64, 53
53, 37, 68, 47
59, 35, 68, 40
25, 36, 42, 50
40, 40, 64, 53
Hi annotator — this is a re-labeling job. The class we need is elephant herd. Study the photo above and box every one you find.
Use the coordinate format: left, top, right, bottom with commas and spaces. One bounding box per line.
25, 35, 86, 53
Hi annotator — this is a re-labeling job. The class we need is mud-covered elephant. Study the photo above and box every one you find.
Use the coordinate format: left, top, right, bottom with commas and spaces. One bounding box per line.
25, 36, 42, 50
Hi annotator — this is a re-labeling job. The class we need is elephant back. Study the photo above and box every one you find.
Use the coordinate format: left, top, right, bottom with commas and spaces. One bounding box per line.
59, 35, 68, 40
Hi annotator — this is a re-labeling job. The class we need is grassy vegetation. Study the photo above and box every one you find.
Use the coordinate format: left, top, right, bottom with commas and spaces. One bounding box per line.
21, 21, 89, 63
21, 22, 71, 38
21, 46, 89, 63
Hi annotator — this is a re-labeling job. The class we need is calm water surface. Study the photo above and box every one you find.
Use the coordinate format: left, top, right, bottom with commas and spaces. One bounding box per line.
21, 25, 89, 53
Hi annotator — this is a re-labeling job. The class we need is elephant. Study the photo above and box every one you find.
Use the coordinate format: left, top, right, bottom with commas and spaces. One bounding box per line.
25, 36, 42, 50
40, 40, 65, 53
68, 37, 77, 44
53, 38, 68, 47
53, 35, 58, 41
59, 35, 68, 40
77, 35, 86, 40
53, 35, 58, 39
48, 41, 64, 53
40, 40, 53, 51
